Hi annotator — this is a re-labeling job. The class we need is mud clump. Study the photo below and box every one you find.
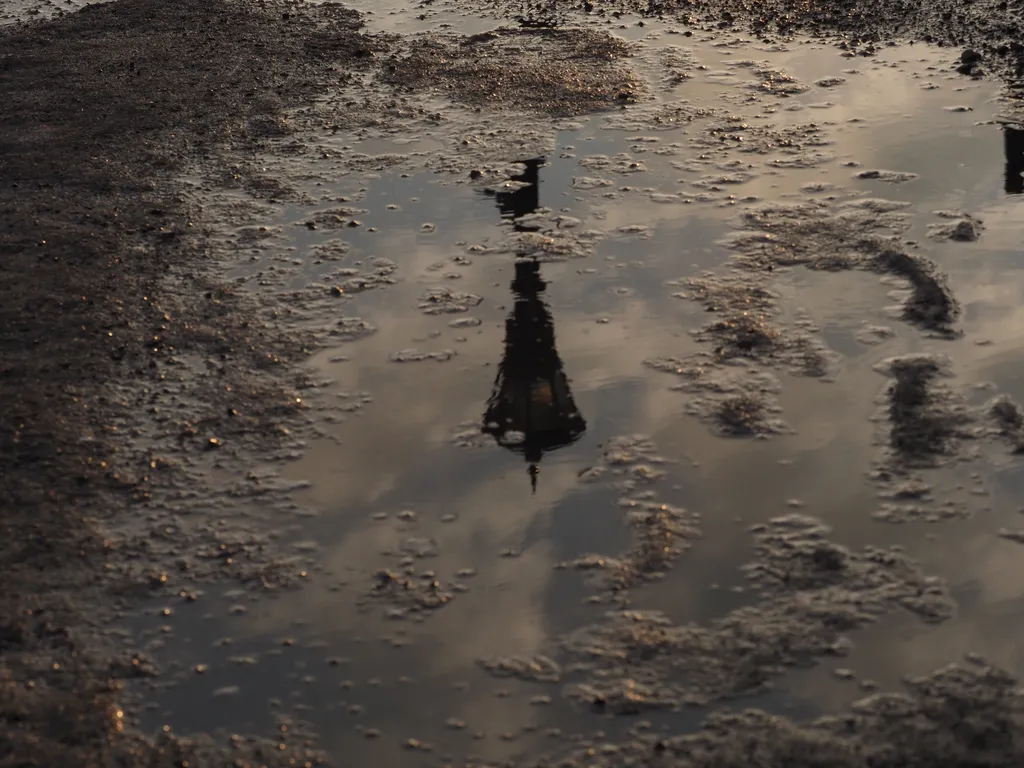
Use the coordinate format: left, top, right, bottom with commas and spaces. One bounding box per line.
714, 392, 774, 436
663, 363, 791, 438
879, 355, 971, 465
700, 314, 781, 359
872, 250, 960, 337
728, 201, 960, 337
566, 437, 700, 596
987, 394, 1024, 453
556, 515, 952, 712
522, 663, 1024, 768
479, 655, 562, 682
692, 309, 833, 378
381, 27, 640, 116
418, 287, 483, 314
927, 212, 984, 242
649, 267, 832, 440
362, 567, 457, 620
854, 169, 919, 183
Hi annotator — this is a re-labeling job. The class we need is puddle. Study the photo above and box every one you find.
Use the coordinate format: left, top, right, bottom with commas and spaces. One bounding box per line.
119, 12, 1024, 767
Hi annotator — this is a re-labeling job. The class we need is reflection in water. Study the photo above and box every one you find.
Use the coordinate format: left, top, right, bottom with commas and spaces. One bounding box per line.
490, 157, 543, 231
482, 159, 587, 491
1005, 127, 1024, 194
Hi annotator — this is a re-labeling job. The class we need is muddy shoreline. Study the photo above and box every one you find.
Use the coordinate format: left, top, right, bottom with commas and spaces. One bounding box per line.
0, 1, 381, 763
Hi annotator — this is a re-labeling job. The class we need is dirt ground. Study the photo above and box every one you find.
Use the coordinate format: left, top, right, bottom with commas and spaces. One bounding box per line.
0, 1, 382, 764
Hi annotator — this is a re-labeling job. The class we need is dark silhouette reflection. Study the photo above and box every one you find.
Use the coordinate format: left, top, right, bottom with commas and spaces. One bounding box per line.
1005, 127, 1024, 195
487, 158, 544, 232
481, 159, 586, 492
483, 260, 587, 492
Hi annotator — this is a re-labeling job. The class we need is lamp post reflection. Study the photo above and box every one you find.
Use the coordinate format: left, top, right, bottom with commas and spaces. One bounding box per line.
1005, 126, 1024, 195
481, 159, 587, 492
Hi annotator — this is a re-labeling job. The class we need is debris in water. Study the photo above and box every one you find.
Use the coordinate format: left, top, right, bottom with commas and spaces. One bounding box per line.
478, 655, 562, 683
418, 288, 483, 315
554, 515, 951, 712
877, 354, 972, 466
854, 169, 919, 183
927, 212, 983, 242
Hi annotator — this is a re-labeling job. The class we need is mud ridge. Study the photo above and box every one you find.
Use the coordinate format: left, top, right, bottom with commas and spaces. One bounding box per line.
510, 662, 1024, 768
512, 515, 951, 714
465, 0, 1024, 95
565, 436, 701, 598
381, 26, 641, 116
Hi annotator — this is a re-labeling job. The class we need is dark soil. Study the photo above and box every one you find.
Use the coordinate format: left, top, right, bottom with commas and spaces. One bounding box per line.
0, 1, 381, 763
381, 26, 640, 115
882, 355, 970, 465
497, 0, 1024, 91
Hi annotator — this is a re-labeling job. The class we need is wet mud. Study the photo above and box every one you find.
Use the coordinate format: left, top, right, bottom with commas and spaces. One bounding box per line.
383, 27, 641, 115
1, 0, 381, 764
518, 514, 952, 716
468, 0, 1024, 95
510, 662, 1024, 768
566, 436, 701, 596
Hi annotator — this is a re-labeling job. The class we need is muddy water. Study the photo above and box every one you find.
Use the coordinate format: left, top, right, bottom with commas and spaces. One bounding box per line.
122, 19, 1024, 766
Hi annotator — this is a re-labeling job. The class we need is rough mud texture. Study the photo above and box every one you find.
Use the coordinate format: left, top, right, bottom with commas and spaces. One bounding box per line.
927, 211, 984, 242
382, 27, 640, 116
646, 193, 962, 441
727, 200, 961, 337
646, 261, 834, 439
565, 437, 701, 597
0, 0, 384, 763
505, 662, 1024, 768
876, 355, 973, 467
684, 276, 836, 378
478, 0, 1024, 90
987, 394, 1024, 453
646, 358, 791, 437
556, 515, 951, 713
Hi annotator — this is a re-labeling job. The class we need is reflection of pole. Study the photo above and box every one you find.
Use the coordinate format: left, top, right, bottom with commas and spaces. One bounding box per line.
495, 158, 543, 230
1005, 127, 1024, 195
482, 159, 587, 492
483, 260, 586, 494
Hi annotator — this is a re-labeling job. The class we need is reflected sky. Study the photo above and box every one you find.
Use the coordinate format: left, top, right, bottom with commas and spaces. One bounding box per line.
131, 29, 1024, 767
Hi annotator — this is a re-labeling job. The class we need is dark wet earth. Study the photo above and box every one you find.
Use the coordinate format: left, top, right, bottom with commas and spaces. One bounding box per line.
9, 0, 1024, 764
